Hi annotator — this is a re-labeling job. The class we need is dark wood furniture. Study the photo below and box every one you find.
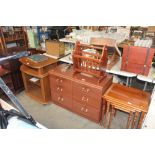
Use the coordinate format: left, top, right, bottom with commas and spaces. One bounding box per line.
20, 55, 57, 103
49, 64, 112, 123
102, 83, 150, 129
0, 67, 14, 100
0, 26, 28, 55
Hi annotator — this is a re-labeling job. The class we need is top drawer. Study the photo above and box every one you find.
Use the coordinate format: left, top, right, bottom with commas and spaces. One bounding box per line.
73, 81, 102, 98
50, 74, 72, 92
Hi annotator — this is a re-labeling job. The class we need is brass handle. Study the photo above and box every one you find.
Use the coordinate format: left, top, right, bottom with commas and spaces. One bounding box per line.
58, 97, 61, 101
81, 107, 84, 111
57, 87, 60, 91
61, 98, 64, 102
60, 88, 63, 92
60, 79, 63, 83
85, 109, 88, 112
82, 87, 85, 91
87, 89, 90, 92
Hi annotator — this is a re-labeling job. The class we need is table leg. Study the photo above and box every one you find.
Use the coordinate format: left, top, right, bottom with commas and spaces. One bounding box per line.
137, 112, 145, 129
108, 105, 115, 129
129, 78, 132, 86
100, 103, 106, 126
131, 111, 139, 129
114, 109, 117, 117
143, 82, 148, 91
126, 111, 133, 129
104, 101, 110, 128
126, 77, 129, 86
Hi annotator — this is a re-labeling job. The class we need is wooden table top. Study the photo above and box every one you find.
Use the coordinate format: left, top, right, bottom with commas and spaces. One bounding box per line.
103, 83, 150, 112
19, 55, 57, 69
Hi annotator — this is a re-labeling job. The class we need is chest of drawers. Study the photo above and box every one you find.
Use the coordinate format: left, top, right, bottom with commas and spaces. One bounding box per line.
49, 64, 112, 123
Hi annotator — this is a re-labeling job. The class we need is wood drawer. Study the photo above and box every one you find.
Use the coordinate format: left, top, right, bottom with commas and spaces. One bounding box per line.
73, 81, 102, 98
85, 105, 100, 122
73, 100, 100, 122
50, 75, 72, 92
52, 93, 72, 109
72, 100, 86, 116
73, 93, 101, 109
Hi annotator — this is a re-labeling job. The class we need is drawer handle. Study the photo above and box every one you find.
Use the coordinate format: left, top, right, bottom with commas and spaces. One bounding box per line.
82, 96, 89, 102
61, 98, 64, 102
60, 79, 63, 83
57, 87, 60, 91
82, 87, 90, 93
81, 107, 84, 111
58, 97, 61, 101
86, 89, 90, 92
85, 109, 88, 112
60, 88, 63, 92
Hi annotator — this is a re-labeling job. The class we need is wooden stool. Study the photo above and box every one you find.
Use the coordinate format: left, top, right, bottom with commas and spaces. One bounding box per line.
102, 83, 150, 129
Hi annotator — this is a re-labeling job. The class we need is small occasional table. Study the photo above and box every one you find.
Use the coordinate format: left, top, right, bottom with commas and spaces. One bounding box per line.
102, 83, 150, 129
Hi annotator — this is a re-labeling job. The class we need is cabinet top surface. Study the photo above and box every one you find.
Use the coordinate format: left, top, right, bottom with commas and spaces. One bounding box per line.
49, 63, 112, 87
103, 83, 150, 111
19, 55, 57, 69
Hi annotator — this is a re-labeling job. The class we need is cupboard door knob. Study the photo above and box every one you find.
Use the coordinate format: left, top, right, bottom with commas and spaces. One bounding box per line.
61, 98, 64, 102
86, 98, 88, 102
60, 79, 63, 83
58, 97, 61, 101
56, 79, 59, 82
60, 88, 63, 92
85, 109, 88, 112
81, 107, 84, 111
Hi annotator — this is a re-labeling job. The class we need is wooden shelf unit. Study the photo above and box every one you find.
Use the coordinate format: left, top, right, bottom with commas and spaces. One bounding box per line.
20, 55, 57, 103
0, 26, 28, 55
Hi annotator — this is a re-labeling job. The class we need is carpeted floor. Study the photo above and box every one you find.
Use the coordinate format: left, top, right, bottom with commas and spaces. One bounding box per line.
13, 91, 129, 129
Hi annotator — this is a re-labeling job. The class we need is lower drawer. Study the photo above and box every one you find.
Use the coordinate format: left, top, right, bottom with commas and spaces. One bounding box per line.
52, 92, 72, 109
73, 100, 100, 122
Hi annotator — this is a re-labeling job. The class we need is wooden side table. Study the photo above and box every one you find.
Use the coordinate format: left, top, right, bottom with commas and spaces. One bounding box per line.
102, 83, 150, 129
19, 55, 57, 103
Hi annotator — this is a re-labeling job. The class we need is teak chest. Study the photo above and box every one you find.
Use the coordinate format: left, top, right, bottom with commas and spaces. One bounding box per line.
49, 64, 112, 123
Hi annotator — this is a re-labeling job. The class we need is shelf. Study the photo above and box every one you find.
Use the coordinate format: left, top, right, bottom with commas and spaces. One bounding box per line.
5, 37, 25, 42
29, 78, 41, 87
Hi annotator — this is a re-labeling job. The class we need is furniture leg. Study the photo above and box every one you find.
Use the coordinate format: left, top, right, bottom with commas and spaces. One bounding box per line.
108, 105, 115, 129
131, 111, 139, 129
129, 77, 132, 86
137, 112, 145, 129
104, 101, 110, 128
126, 111, 133, 128
114, 109, 117, 117
100, 103, 106, 126
126, 77, 129, 86
143, 82, 148, 91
